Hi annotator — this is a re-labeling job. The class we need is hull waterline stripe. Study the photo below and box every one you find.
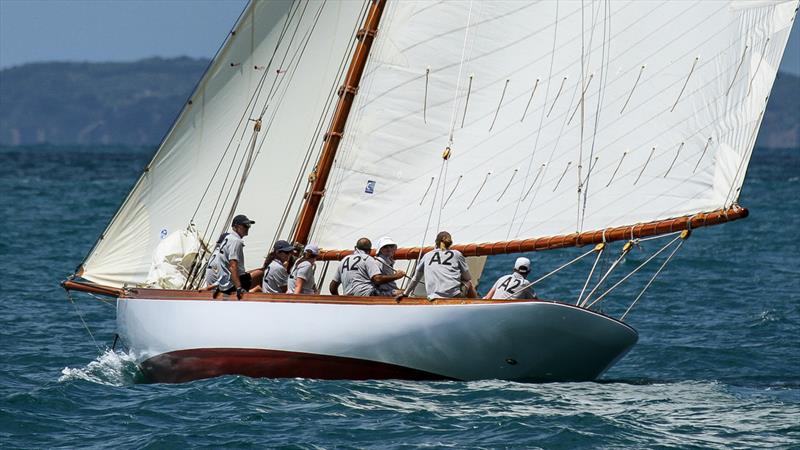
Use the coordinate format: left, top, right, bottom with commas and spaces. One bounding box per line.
139, 348, 449, 383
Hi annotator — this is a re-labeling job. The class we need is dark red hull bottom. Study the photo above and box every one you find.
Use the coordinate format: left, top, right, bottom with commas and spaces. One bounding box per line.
139, 348, 449, 383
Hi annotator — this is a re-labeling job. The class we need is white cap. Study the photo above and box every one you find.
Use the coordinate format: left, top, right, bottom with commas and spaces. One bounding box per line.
304, 244, 320, 256
376, 236, 397, 251
514, 257, 531, 273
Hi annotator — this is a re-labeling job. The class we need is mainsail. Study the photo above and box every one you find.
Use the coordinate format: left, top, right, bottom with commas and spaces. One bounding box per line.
309, 0, 796, 253
77, 0, 796, 287
79, 0, 368, 287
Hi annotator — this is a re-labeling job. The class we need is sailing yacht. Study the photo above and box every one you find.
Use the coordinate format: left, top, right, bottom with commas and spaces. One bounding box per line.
63, 0, 797, 383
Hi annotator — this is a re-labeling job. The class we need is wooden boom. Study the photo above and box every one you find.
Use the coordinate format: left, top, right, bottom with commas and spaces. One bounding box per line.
316, 205, 749, 261
293, 0, 387, 245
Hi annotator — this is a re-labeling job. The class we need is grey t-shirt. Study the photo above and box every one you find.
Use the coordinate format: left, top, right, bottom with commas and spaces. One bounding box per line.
489, 272, 535, 300
205, 231, 245, 291
412, 248, 471, 299
374, 254, 398, 296
262, 259, 289, 294
287, 260, 316, 294
332, 249, 381, 296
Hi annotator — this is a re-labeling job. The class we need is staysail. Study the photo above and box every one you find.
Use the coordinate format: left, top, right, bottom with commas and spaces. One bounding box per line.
79, 0, 369, 287
308, 0, 796, 253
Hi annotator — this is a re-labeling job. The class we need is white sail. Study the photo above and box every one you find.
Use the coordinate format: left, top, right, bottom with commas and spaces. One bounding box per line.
310, 0, 796, 251
81, 0, 369, 287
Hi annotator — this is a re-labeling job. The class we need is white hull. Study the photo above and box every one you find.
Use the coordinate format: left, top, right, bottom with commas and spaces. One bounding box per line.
117, 292, 637, 383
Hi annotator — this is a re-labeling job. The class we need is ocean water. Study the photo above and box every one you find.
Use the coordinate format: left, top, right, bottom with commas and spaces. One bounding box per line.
1, 145, 798, 448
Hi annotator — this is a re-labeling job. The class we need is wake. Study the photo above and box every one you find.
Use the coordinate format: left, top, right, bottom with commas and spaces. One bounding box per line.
59, 349, 142, 386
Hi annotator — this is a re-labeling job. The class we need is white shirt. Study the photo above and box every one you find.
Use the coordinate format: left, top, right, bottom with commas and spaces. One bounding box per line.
411, 248, 471, 299
332, 249, 381, 296
489, 272, 535, 300
262, 259, 288, 294
205, 230, 245, 291
287, 260, 316, 294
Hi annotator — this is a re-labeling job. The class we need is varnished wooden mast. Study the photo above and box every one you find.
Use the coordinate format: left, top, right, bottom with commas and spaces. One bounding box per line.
293, 0, 387, 245
316, 205, 749, 261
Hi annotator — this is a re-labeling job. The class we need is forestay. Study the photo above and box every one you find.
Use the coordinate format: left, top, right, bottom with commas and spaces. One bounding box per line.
310, 0, 796, 251
80, 0, 368, 288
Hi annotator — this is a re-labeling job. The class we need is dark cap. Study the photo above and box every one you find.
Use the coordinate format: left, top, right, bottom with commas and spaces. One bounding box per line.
232, 214, 255, 227
273, 240, 294, 253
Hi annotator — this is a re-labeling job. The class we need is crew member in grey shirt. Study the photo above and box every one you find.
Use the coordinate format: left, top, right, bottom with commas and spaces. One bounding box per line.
398, 231, 477, 300
373, 236, 406, 296
484, 257, 537, 300
259, 239, 294, 294
205, 214, 264, 298
329, 238, 404, 296
287, 244, 319, 295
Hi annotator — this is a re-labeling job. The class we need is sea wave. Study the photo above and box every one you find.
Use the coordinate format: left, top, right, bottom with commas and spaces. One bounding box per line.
58, 349, 141, 386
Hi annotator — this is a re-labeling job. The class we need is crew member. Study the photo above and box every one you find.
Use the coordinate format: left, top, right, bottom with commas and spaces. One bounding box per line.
398, 231, 477, 300
329, 238, 403, 296
259, 239, 295, 294
484, 257, 537, 300
373, 236, 406, 296
205, 214, 264, 298
287, 244, 319, 295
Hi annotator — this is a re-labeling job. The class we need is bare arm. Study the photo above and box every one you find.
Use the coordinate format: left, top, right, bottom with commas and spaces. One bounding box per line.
329, 279, 340, 296
463, 279, 478, 298
371, 270, 405, 285
293, 277, 305, 295
229, 260, 242, 289
483, 287, 496, 299
402, 271, 423, 297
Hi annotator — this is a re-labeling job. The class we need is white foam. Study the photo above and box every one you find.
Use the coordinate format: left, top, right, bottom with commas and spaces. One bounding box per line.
59, 349, 140, 386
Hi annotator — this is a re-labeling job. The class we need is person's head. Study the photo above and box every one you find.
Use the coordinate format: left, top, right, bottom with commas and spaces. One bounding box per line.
303, 244, 320, 261
435, 231, 453, 250
292, 242, 303, 257
355, 237, 372, 253
514, 257, 531, 277
232, 214, 255, 237
273, 240, 294, 262
376, 236, 397, 258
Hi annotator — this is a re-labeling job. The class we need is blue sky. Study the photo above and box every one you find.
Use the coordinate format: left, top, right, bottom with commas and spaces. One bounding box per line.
1, 0, 798, 74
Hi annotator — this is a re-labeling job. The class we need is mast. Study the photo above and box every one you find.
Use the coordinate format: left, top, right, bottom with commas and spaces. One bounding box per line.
293, 0, 387, 245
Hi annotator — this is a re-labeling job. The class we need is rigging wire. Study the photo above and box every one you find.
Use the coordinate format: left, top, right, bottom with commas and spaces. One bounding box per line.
184, 2, 312, 288
620, 237, 685, 320
190, 2, 301, 223
206, 1, 318, 238
280, 0, 369, 245
579, 239, 636, 307
586, 233, 683, 309
438, 0, 475, 232
65, 289, 102, 354
580, 0, 611, 230
495, 246, 599, 299
576, 243, 605, 305
506, 0, 560, 239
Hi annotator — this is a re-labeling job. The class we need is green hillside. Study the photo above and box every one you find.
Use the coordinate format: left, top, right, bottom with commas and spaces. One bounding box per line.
0, 57, 797, 148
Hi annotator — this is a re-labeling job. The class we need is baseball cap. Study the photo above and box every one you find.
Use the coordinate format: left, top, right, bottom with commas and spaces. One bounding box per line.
273, 240, 294, 253
514, 257, 531, 273
376, 236, 397, 251
304, 244, 320, 256
232, 214, 255, 227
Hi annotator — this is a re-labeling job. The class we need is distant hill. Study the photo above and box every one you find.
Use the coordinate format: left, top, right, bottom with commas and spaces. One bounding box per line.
0, 57, 207, 146
0, 58, 798, 148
